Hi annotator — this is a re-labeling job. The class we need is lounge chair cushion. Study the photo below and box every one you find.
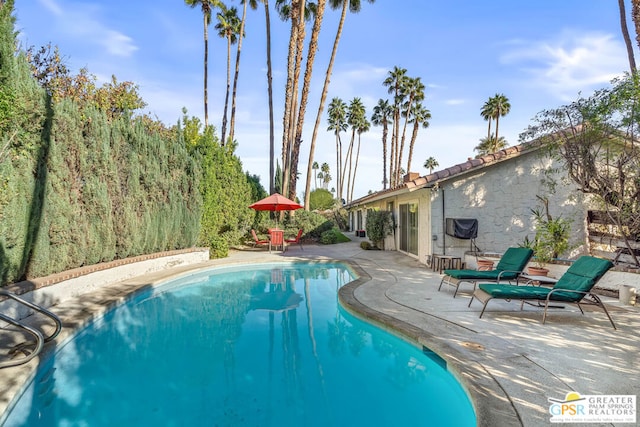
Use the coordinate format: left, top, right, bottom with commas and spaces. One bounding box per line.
443, 269, 507, 280
495, 247, 534, 272
479, 284, 550, 300
479, 256, 614, 303
548, 256, 613, 301
443, 248, 533, 281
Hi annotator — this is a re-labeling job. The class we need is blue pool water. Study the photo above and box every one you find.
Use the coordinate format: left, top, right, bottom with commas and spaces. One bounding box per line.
3, 262, 475, 426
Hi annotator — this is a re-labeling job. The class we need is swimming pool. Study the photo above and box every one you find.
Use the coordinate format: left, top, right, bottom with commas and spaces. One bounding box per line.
2, 262, 475, 426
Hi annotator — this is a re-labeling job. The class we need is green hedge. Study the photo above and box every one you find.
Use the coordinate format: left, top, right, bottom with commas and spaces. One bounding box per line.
0, 2, 202, 284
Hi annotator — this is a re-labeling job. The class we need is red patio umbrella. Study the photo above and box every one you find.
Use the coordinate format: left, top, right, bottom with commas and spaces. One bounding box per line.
249, 193, 303, 231
249, 193, 303, 212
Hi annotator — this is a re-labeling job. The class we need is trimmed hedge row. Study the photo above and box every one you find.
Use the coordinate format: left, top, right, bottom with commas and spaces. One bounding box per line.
0, 2, 201, 284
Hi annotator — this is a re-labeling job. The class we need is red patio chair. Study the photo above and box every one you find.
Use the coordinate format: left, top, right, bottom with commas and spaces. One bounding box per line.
269, 230, 284, 253
285, 229, 304, 251
251, 229, 269, 249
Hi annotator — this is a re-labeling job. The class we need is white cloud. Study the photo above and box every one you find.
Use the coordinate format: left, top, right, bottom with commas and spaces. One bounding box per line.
500, 30, 628, 100
102, 30, 138, 57
38, 0, 138, 58
39, 0, 63, 16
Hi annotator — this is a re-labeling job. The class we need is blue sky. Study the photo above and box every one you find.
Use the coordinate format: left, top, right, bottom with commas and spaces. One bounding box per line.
14, 0, 636, 199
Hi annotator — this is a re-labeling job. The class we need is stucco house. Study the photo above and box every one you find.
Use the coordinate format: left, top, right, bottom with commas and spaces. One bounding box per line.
346, 141, 588, 268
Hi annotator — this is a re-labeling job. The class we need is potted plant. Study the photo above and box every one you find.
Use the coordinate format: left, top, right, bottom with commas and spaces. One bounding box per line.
522, 200, 572, 276
476, 259, 495, 271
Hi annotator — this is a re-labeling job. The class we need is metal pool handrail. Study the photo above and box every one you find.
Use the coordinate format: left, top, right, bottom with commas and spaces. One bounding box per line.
0, 289, 62, 369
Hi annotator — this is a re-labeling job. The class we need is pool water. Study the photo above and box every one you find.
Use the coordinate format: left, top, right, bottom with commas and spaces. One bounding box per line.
3, 262, 475, 426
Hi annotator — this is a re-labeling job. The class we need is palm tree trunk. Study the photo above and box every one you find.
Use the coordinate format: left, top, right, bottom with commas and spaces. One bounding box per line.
335, 132, 342, 200
304, 0, 349, 209
229, 0, 248, 143
407, 121, 419, 173
281, 1, 301, 198
343, 129, 355, 202
396, 99, 413, 183
619, 0, 637, 74
220, 35, 231, 144
382, 121, 388, 189
287, 0, 308, 201
203, 13, 209, 128
391, 106, 400, 187
264, 0, 275, 194
297, 0, 326, 206
350, 133, 362, 201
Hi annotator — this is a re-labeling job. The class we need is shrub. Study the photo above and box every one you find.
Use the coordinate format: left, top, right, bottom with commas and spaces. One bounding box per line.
286, 210, 334, 239
360, 241, 373, 250
320, 229, 338, 244
365, 210, 395, 249
309, 188, 335, 210
319, 227, 351, 244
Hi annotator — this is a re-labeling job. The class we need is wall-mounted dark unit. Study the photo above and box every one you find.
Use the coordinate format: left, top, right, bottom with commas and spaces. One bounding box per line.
445, 218, 478, 240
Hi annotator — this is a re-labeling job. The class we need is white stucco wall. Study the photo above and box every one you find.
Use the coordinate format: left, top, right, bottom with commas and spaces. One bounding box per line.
350, 191, 431, 262
430, 150, 586, 260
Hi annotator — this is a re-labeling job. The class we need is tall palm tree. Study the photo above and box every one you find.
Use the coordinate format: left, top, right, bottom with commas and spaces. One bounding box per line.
371, 99, 392, 189
383, 66, 407, 188
321, 162, 330, 189
276, 0, 318, 203
491, 93, 511, 144
277, 0, 305, 200
423, 156, 438, 174
215, 6, 241, 145
344, 97, 365, 203
312, 161, 319, 189
288, 1, 326, 202
258, 0, 276, 194
327, 97, 347, 201
185, 0, 222, 128
250, 0, 277, 192
474, 135, 507, 156
350, 116, 369, 201
304, 0, 375, 209
397, 76, 424, 184
480, 98, 493, 141
406, 102, 430, 174
229, 0, 258, 144
322, 171, 331, 189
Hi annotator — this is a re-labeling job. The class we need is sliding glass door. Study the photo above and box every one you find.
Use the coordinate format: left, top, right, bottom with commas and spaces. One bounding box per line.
399, 203, 418, 255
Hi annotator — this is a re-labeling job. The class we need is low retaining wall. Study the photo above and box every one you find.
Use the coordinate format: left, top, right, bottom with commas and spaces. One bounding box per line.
1, 248, 210, 321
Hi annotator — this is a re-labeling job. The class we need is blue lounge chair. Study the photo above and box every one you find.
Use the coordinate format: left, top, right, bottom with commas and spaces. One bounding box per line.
438, 247, 534, 297
468, 256, 616, 328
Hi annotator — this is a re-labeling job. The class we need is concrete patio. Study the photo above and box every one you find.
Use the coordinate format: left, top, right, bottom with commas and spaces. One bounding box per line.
0, 239, 638, 426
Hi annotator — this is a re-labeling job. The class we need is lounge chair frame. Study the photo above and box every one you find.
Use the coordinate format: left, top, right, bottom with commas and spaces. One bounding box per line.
468, 256, 616, 329
438, 247, 533, 297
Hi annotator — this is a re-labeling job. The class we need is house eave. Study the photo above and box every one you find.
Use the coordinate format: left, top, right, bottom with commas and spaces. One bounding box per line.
346, 139, 543, 209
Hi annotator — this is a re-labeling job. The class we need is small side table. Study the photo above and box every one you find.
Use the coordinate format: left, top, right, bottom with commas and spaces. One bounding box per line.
517, 274, 558, 287
432, 255, 462, 274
